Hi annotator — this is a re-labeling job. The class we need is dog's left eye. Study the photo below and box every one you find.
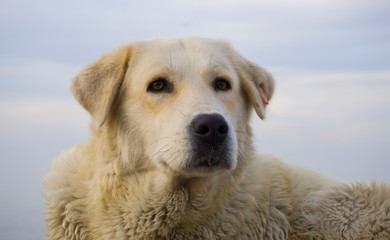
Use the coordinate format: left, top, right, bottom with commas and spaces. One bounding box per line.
213, 78, 231, 91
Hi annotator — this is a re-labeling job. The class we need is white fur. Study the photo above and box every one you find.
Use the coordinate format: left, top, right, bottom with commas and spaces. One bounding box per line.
44, 37, 390, 239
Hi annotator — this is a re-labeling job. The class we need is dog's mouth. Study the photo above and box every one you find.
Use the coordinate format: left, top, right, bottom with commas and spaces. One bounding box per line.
158, 144, 236, 177
196, 155, 221, 168
188, 144, 234, 170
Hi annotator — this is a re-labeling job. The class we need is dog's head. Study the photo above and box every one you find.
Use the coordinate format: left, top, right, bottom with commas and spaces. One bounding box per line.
72, 37, 274, 177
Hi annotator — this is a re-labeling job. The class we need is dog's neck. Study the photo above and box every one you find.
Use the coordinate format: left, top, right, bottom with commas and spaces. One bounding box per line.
97, 163, 238, 237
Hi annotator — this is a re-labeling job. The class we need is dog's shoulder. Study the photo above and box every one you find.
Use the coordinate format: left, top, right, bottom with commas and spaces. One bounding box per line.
246, 152, 339, 196
44, 144, 84, 188
43, 144, 92, 239
245, 154, 390, 239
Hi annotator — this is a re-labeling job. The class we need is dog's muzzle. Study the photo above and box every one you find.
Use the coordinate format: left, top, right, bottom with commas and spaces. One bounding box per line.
187, 113, 233, 170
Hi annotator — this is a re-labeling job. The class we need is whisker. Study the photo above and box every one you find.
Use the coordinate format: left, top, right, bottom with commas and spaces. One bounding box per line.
237, 139, 251, 147
151, 145, 171, 162
234, 130, 248, 134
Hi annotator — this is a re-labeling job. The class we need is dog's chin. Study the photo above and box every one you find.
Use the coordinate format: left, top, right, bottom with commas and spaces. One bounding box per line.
159, 154, 237, 178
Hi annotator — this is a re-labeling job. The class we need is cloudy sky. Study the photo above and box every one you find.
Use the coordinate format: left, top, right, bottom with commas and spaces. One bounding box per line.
0, 0, 389, 239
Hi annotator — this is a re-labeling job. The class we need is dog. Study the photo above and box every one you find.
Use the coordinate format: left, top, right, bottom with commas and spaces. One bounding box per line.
44, 37, 390, 239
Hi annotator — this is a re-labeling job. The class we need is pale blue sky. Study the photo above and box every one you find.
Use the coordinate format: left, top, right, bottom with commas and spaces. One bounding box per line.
1, 0, 389, 239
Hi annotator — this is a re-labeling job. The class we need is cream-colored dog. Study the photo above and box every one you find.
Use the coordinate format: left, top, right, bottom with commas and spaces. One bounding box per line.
44, 37, 390, 239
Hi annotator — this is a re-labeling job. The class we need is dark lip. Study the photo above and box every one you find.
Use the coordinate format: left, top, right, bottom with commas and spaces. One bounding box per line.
194, 156, 222, 168
185, 140, 233, 170
160, 158, 230, 177
157, 140, 235, 177
192, 148, 231, 169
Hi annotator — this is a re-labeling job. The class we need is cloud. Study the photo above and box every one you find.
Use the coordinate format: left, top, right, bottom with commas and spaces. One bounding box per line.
0, 57, 79, 97
269, 70, 390, 122
0, 97, 89, 137
251, 69, 390, 181
255, 70, 390, 140
2, 0, 389, 65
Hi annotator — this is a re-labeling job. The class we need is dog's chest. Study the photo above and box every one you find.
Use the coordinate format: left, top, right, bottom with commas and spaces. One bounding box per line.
96, 186, 290, 240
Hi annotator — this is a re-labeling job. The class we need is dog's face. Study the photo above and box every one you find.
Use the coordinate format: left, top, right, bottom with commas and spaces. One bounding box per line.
71, 38, 274, 178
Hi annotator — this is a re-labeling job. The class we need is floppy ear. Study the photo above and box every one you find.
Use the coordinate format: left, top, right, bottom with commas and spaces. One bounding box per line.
71, 45, 133, 127
239, 60, 275, 120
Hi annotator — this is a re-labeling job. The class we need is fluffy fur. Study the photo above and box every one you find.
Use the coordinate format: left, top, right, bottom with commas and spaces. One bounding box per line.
43, 37, 390, 239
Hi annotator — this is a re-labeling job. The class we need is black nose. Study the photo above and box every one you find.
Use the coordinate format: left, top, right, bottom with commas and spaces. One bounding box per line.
191, 114, 229, 145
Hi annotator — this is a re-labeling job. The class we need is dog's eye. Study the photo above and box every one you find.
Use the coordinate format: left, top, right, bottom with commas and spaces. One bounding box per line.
214, 78, 231, 91
147, 78, 169, 92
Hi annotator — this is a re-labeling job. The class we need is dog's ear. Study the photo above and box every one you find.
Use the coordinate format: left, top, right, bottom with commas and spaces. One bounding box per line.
239, 59, 275, 120
71, 45, 134, 127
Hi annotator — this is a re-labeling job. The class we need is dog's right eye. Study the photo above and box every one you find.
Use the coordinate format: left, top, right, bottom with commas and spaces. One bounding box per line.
147, 78, 171, 93
213, 77, 232, 91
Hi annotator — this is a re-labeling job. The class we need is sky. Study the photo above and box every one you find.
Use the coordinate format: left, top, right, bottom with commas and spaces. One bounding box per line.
0, 0, 389, 239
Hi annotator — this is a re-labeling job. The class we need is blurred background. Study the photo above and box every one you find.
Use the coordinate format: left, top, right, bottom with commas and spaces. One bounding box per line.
0, 0, 389, 239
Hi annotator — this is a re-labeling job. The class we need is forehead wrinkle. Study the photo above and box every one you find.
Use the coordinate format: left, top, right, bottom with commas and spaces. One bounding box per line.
179, 51, 235, 86
207, 57, 235, 80
155, 44, 175, 76
135, 40, 237, 87
166, 39, 228, 75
